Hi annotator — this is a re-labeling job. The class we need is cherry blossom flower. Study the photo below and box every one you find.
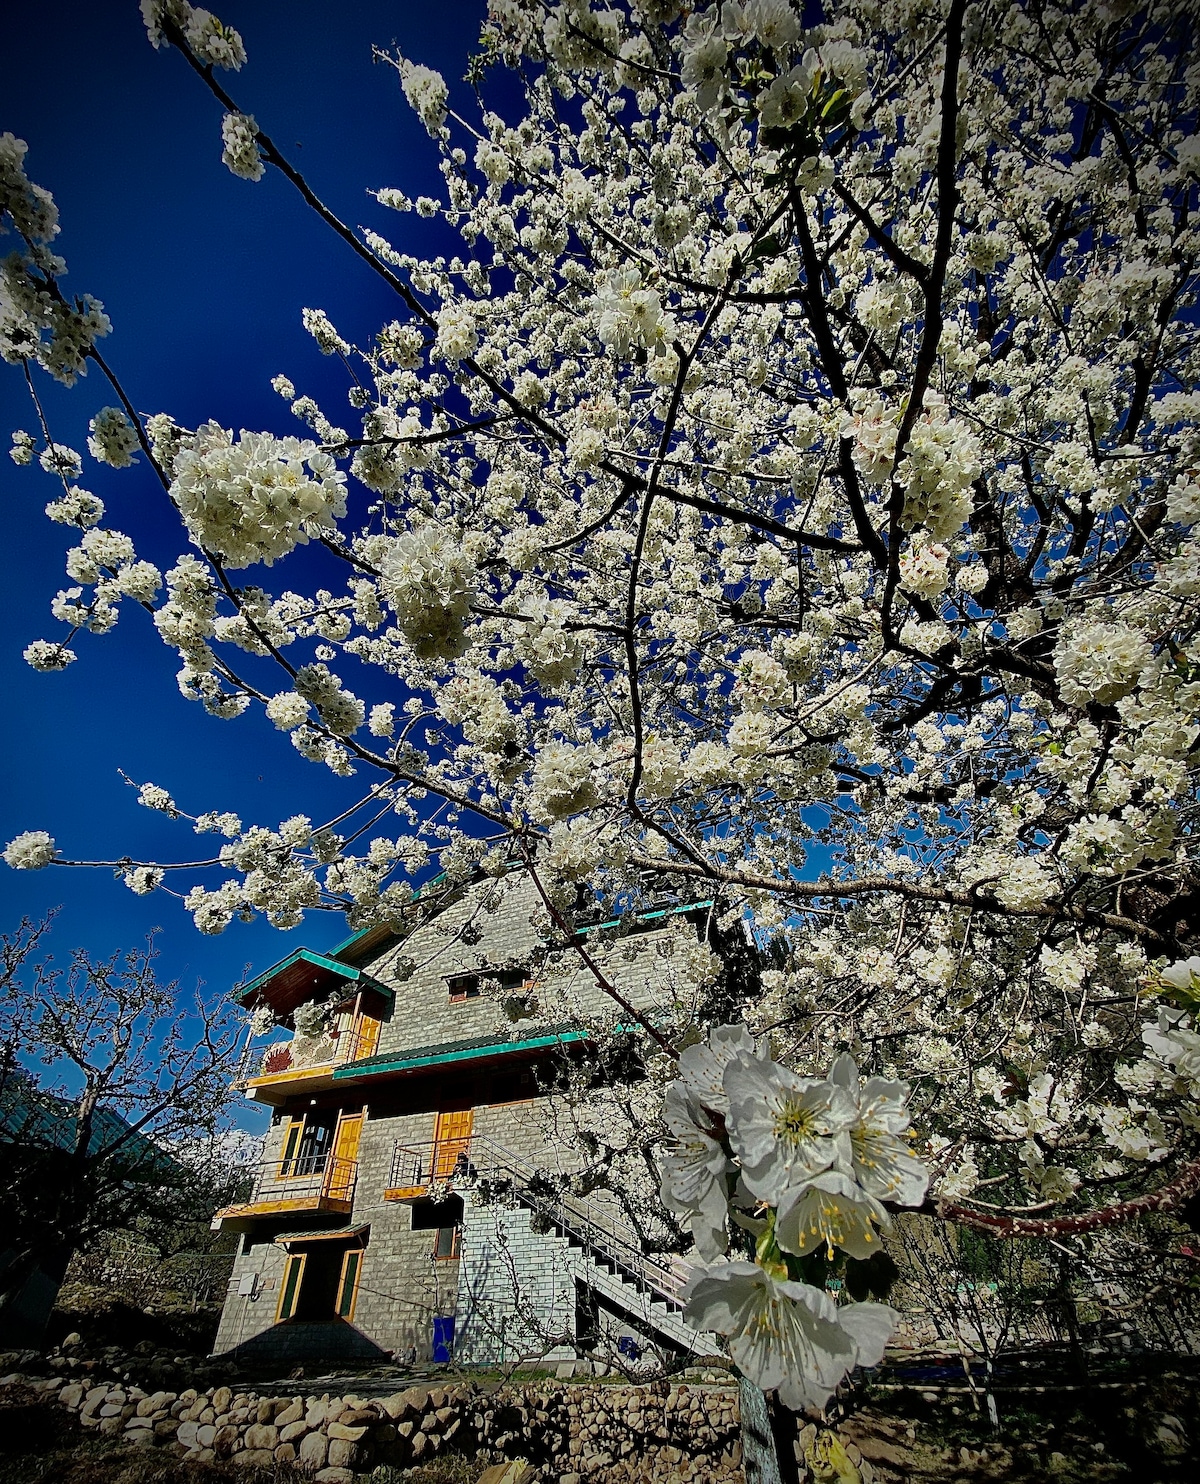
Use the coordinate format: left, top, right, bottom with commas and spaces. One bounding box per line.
684, 1262, 896, 1411
724, 1054, 856, 1203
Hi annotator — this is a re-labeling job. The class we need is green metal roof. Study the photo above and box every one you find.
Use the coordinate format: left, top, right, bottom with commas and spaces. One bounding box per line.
575, 899, 715, 937
331, 1024, 589, 1081
327, 871, 454, 962
234, 948, 395, 1007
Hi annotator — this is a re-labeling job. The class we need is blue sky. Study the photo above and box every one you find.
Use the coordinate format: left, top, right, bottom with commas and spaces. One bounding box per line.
2, 1, 487, 1007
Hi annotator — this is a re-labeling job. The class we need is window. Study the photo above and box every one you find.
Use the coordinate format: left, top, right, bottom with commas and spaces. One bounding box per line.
446, 974, 480, 1003
447, 966, 529, 1002
412, 1195, 464, 1258
278, 1114, 335, 1178
433, 1225, 461, 1260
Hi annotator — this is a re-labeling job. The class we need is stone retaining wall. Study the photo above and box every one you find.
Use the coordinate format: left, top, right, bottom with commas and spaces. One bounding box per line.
3, 1371, 745, 1483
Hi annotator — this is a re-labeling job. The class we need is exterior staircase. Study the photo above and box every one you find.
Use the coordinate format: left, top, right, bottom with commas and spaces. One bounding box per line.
465, 1135, 722, 1359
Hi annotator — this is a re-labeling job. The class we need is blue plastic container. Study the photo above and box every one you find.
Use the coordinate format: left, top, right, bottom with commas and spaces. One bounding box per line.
432, 1315, 455, 1363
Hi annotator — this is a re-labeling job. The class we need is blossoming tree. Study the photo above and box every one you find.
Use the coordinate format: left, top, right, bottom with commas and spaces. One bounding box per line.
4, 0, 1200, 1411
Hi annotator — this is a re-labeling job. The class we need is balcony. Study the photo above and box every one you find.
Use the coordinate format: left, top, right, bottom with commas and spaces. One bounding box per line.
212, 1152, 359, 1232
235, 1023, 379, 1106
384, 1140, 472, 1202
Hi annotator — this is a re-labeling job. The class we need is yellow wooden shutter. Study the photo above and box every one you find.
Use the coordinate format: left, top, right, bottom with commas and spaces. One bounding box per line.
325, 1112, 363, 1202
278, 1118, 303, 1179
432, 1108, 474, 1179
353, 1014, 381, 1060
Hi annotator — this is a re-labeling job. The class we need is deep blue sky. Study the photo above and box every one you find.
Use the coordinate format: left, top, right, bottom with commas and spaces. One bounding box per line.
2, 1, 487, 1006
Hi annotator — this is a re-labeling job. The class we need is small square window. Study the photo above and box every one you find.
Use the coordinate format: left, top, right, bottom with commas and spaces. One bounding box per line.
447, 974, 481, 1003
433, 1225, 461, 1260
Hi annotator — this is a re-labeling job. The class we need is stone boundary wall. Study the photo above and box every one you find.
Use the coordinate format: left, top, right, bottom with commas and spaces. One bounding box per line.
1, 1372, 745, 1484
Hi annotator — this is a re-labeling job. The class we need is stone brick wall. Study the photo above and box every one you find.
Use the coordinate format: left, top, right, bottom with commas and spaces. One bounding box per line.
365, 872, 692, 1060
211, 1238, 288, 1354
457, 1203, 578, 1365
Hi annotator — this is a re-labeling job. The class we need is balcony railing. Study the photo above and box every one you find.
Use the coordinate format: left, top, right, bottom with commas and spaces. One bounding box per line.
235, 1024, 379, 1082
389, 1139, 473, 1191
212, 1151, 358, 1226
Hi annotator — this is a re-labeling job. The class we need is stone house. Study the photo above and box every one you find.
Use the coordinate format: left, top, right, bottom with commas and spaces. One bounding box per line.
211, 870, 720, 1368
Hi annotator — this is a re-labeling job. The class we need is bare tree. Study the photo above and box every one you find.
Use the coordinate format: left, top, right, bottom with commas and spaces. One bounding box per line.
0, 916, 243, 1344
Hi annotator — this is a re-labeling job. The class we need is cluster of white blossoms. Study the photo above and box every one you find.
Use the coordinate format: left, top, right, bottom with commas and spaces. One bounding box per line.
138, 781, 178, 816
7, 0, 1200, 1372
3, 829, 56, 870
23, 638, 76, 671
432, 304, 478, 363
1, 132, 110, 385
220, 112, 263, 182
512, 598, 586, 688
589, 267, 678, 359
663, 1025, 927, 1409
87, 406, 139, 467
170, 423, 347, 567
398, 59, 449, 137
378, 523, 477, 659
895, 397, 982, 540
897, 541, 950, 601
140, 0, 245, 68
1053, 616, 1154, 708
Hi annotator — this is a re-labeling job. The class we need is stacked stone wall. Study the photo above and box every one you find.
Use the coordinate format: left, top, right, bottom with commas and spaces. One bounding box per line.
6, 1371, 746, 1484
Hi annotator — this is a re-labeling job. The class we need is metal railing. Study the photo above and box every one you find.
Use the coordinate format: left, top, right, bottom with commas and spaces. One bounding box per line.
235, 1024, 379, 1082
388, 1135, 689, 1308
389, 1139, 473, 1190
229, 1152, 359, 1209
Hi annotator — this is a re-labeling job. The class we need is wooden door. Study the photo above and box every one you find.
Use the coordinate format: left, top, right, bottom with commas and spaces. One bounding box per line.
336, 1249, 363, 1319
432, 1108, 474, 1180
277, 1253, 306, 1321
324, 1111, 363, 1202
352, 1013, 381, 1060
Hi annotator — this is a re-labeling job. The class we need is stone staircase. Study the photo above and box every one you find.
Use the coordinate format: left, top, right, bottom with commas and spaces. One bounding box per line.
468, 1135, 721, 1360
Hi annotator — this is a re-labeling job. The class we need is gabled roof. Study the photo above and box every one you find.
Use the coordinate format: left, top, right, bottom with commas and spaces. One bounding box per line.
234, 948, 394, 1019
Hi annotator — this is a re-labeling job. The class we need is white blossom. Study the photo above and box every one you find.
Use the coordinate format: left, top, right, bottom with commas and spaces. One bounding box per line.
658, 1082, 731, 1260
220, 112, 263, 181
138, 782, 179, 816
724, 1054, 856, 1203
124, 866, 164, 894
399, 60, 449, 135
87, 407, 139, 467
684, 1262, 895, 1411
170, 423, 347, 568
830, 1053, 929, 1207
4, 830, 56, 870
24, 639, 76, 671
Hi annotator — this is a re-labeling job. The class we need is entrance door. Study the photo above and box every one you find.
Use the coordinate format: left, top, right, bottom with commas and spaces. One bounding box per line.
277, 1243, 364, 1322
324, 1111, 363, 1203
432, 1108, 473, 1180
